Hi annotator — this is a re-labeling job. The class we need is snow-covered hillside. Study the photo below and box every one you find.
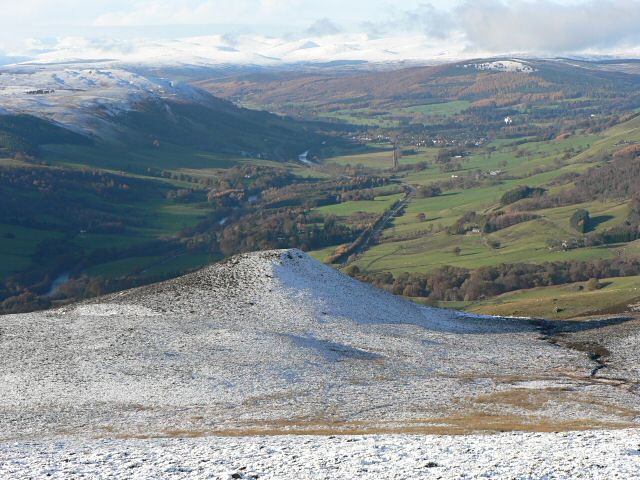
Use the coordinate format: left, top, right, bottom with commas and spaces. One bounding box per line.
462, 59, 536, 73
1, 249, 638, 442
0, 66, 210, 137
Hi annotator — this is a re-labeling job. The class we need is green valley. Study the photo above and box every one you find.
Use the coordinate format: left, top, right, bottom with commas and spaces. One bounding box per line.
3, 57, 640, 318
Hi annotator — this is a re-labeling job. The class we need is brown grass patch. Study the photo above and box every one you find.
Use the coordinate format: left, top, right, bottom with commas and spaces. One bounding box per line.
475, 388, 572, 411
107, 415, 638, 440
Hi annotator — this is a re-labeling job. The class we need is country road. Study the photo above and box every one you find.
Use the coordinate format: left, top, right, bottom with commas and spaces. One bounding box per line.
337, 183, 415, 264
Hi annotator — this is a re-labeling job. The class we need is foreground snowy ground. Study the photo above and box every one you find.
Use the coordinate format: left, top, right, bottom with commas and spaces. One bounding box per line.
3, 250, 640, 478
2, 430, 640, 479
4, 250, 640, 441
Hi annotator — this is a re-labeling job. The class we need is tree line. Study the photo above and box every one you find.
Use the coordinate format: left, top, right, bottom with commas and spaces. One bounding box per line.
346, 257, 640, 302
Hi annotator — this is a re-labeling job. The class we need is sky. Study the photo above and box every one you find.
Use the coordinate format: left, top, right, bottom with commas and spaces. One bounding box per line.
1, 0, 640, 63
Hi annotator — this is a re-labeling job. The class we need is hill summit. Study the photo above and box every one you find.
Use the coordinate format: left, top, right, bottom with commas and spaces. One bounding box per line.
2, 249, 637, 440
79, 248, 451, 329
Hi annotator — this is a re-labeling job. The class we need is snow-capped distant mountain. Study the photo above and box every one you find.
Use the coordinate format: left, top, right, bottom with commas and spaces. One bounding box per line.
11, 33, 472, 68
7, 32, 640, 73
5, 30, 640, 70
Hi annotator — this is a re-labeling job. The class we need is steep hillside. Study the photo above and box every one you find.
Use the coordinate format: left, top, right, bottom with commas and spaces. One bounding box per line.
0, 114, 91, 156
2, 249, 639, 440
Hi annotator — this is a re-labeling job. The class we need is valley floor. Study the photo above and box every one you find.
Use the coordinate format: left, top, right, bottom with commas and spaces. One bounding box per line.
2, 430, 640, 479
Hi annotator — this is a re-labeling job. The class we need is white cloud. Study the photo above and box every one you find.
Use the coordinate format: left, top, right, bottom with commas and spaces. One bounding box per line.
456, 0, 640, 53
2, 0, 640, 62
362, 2, 455, 39
260, 0, 301, 13
22, 36, 140, 61
363, 0, 640, 55
94, 1, 236, 26
306, 18, 343, 37
93, 0, 302, 26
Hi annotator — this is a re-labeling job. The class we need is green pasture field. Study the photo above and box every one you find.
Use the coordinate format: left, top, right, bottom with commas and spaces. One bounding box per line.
401, 100, 471, 117
307, 244, 342, 262
85, 256, 165, 279
0, 224, 64, 277
40, 143, 273, 173
573, 115, 640, 161
348, 227, 620, 276
317, 109, 400, 128
142, 253, 223, 277
85, 253, 223, 280
312, 193, 404, 217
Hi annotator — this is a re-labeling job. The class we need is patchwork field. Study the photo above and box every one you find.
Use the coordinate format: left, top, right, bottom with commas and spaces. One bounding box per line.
309, 113, 640, 316
312, 192, 403, 217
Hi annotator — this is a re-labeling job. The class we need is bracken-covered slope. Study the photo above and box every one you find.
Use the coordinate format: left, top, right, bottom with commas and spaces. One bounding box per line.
1, 249, 639, 440
197, 58, 640, 111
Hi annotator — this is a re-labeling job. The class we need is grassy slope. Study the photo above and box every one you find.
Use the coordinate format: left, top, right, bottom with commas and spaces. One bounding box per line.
573, 114, 640, 162
465, 275, 640, 319
0, 100, 330, 281
0, 224, 64, 277
42, 143, 248, 172
85, 253, 223, 280
401, 100, 471, 116
2, 127, 340, 289
0, 98, 342, 290
316, 101, 473, 128
0, 153, 222, 283
312, 193, 404, 217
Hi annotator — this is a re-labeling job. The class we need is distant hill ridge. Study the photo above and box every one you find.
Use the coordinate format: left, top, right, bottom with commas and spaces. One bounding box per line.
0, 67, 325, 160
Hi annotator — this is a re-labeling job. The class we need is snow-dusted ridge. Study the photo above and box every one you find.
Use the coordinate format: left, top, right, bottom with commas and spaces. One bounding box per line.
0, 66, 211, 137
2, 249, 639, 443
462, 59, 536, 73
